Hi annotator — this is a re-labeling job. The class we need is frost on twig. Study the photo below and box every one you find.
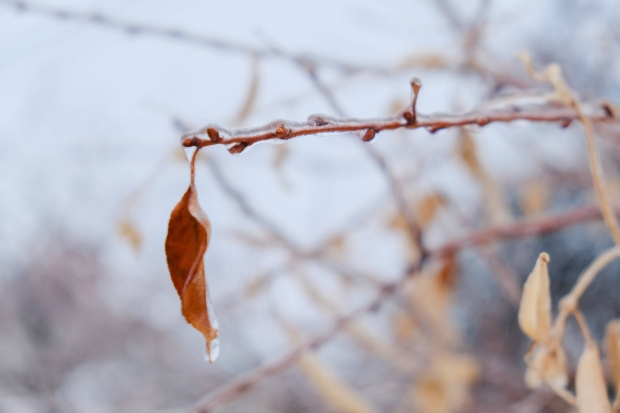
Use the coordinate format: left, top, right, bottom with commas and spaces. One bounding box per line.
180, 79, 616, 154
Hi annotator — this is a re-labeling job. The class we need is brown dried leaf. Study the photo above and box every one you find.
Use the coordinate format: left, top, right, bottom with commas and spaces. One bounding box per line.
518, 252, 552, 343
576, 343, 612, 413
165, 182, 219, 362
605, 320, 620, 390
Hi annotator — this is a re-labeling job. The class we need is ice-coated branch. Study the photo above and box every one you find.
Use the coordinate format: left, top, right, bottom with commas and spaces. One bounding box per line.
181, 81, 618, 154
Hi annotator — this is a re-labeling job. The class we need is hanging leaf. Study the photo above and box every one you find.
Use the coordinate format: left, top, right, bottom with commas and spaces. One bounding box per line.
165, 157, 219, 362
576, 343, 612, 413
518, 252, 552, 343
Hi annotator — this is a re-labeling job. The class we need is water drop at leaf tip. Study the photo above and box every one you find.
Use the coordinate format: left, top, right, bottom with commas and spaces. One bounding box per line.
204, 338, 221, 363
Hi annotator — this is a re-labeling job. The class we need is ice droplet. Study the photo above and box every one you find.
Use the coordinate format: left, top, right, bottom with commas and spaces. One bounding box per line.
203, 288, 220, 363
183, 146, 198, 163
204, 338, 220, 363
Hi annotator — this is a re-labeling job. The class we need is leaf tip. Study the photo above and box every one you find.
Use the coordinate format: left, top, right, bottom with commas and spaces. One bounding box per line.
205, 337, 221, 363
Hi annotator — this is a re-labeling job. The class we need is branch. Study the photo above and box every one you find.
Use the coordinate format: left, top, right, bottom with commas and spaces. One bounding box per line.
181, 85, 617, 152
187, 202, 617, 413
435, 204, 618, 257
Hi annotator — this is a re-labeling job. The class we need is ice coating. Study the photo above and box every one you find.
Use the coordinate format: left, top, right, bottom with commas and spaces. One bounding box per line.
178, 105, 415, 154
181, 124, 232, 147
307, 113, 339, 126
171, 78, 419, 152
204, 289, 220, 363
226, 142, 250, 154
182, 145, 198, 163
360, 128, 376, 142
204, 338, 220, 363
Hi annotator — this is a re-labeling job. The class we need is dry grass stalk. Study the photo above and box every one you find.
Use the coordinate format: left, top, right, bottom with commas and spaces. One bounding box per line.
518, 52, 620, 247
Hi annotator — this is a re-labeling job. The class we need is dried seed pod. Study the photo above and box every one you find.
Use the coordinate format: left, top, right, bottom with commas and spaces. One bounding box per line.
605, 320, 620, 390
518, 252, 552, 343
524, 345, 568, 389
576, 343, 612, 413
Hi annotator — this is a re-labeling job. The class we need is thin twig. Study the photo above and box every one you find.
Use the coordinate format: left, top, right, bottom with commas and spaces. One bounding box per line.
0, 0, 381, 74
181, 99, 616, 151
552, 246, 620, 348
518, 54, 620, 247
573, 309, 594, 346
186, 203, 620, 412
436, 204, 620, 256
557, 246, 620, 316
